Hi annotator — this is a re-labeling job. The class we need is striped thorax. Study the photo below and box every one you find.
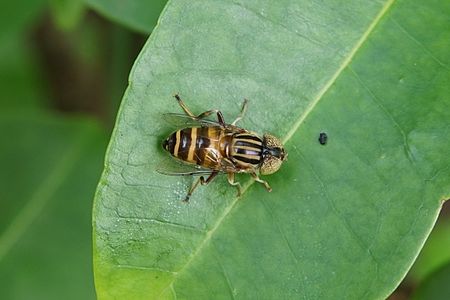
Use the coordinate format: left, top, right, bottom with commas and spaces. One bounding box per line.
230, 133, 263, 168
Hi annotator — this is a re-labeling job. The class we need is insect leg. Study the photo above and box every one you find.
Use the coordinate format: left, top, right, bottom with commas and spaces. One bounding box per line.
184, 171, 218, 202
173, 94, 225, 125
196, 110, 225, 125
227, 172, 242, 197
250, 172, 272, 192
174, 94, 196, 117
232, 99, 248, 125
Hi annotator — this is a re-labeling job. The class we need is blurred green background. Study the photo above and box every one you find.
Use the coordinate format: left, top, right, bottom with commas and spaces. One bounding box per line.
0, 1, 448, 299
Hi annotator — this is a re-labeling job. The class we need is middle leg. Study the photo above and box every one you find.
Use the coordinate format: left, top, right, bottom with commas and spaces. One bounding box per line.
184, 171, 218, 202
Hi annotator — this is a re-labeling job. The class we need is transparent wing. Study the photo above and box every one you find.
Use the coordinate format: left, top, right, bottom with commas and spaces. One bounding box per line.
156, 155, 216, 176
162, 113, 222, 128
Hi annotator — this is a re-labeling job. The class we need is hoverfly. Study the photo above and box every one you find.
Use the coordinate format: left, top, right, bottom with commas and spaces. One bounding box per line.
159, 94, 287, 202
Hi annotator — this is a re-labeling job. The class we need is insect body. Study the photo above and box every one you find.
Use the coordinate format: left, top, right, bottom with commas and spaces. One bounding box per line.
161, 94, 287, 202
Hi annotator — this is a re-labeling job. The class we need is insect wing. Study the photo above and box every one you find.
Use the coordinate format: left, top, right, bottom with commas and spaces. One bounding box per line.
162, 113, 220, 128
217, 157, 241, 173
156, 155, 214, 176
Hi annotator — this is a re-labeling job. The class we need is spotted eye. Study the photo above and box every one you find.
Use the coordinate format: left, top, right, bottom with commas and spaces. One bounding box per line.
260, 155, 283, 175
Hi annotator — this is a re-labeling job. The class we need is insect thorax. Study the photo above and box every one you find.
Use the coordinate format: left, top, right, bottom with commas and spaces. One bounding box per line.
230, 133, 263, 168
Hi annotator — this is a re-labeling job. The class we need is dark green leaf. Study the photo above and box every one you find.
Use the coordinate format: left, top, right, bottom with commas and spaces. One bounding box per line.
0, 113, 106, 300
0, 0, 45, 42
412, 262, 450, 300
94, 0, 450, 298
0, 0, 48, 111
49, 0, 86, 31
85, 0, 168, 33
409, 219, 450, 282
0, 43, 49, 111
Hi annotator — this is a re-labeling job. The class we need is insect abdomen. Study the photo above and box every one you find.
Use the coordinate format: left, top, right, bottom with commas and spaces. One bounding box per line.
163, 127, 218, 165
230, 133, 263, 167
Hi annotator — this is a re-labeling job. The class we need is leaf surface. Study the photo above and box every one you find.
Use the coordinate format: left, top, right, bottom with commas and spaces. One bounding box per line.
93, 0, 450, 298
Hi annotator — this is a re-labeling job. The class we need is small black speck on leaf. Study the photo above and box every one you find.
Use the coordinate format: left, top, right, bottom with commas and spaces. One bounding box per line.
318, 132, 328, 145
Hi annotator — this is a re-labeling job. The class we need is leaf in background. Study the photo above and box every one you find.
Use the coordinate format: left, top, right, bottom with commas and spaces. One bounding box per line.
412, 262, 450, 300
409, 218, 450, 282
0, 113, 106, 300
0, 43, 49, 111
49, 0, 86, 31
0, 0, 48, 111
93, 0, 450, 298
85, 0, 168, 33
0, 0, 45, 42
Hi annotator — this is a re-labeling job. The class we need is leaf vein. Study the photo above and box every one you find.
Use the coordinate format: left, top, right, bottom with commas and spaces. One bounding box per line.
260, 197, 299, 264
294, 146, 370, 253
115, 264, 177, 274
114, 215, 207, 233
230, 1, 324, 47
391, 17, 450, 71
282, 0, 396, 144
213, 243, 236, 300
348, 66, 416, 166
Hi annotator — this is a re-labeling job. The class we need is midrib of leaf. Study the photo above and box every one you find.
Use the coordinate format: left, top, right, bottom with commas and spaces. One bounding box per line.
0, 129, 90, 262
283, 0, 395, 143
158, 0, 396, 294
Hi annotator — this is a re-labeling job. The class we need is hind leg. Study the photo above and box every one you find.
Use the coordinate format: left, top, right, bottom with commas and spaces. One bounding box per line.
232, 99, 248, 125
174, 94, 225, 125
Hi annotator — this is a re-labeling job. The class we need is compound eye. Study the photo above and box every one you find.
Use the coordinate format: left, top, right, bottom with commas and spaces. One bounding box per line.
260, 156, 282, 175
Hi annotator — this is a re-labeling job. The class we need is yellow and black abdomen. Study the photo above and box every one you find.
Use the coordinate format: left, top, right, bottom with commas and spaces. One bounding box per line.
163, 126, 221, 168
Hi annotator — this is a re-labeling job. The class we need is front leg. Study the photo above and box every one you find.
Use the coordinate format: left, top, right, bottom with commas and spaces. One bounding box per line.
250, 172, 272, 192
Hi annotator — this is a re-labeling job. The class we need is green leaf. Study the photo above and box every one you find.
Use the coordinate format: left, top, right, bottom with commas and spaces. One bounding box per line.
85, 0, 168, 33
409, 219, 450, 282
0, 0, 45, 42
49, 0, 86, 31
412, 262, 450, 300
0, 42, 49, 111
93, 0, 450, 298
0, 0, 48, 111
0, 113, 106, 299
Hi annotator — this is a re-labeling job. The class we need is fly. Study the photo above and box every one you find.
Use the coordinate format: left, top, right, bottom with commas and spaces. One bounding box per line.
159, 94, 287, 202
